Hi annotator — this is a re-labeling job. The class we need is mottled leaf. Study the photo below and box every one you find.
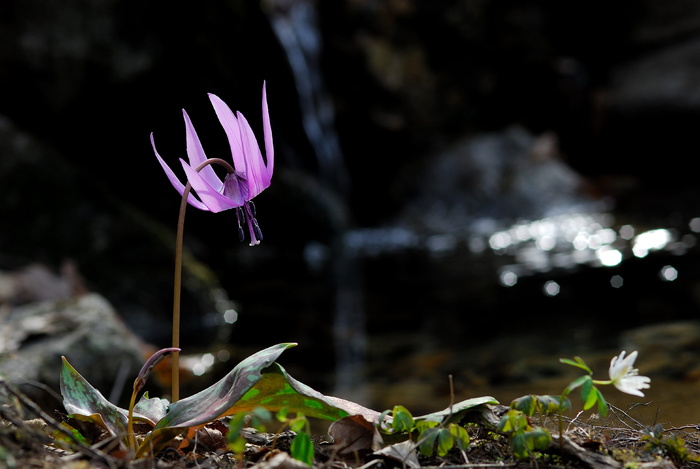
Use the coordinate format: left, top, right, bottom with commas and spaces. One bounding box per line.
155, 343, 297, 430
133, 392, 169, 426
60, 356, 128, 438
136, 343, 297, 457
231, 362, 350, 421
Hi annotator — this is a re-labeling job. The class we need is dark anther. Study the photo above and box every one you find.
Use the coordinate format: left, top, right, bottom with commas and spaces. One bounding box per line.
253, 222, 263, 242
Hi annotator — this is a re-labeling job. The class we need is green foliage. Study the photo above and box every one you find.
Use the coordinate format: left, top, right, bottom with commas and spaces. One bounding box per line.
383, 405, 414, 433
226, 407, 272, 454
562, 372, 609, 417
226, 407, 315, 465
510, 395, 571, 416
642, 424, 700, 463
289, 428, 314, 465
496, 408, 552, 460
60, 343, 349, 460
377, 404, 472, 457
559, 356, 592, 374
58, 341, 657, 466
416, 422, 470, 457
277, 407, 315, 464
510, 427, 551, 459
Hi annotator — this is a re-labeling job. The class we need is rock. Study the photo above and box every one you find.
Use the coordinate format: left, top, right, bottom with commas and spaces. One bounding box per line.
394, 126, 602, 235
0, 293, 148, 411
0, 262, 84, 307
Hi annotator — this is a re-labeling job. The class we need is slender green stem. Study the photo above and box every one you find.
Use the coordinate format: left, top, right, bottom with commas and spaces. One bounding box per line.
127, 385, 139, 451
170, 157, 236, 402
171, 182, 190, 402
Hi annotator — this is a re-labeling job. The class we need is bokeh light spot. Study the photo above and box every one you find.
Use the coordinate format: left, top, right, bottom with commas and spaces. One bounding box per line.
660, 265, 678, 282
543, 280, 560, 296
610, 275, 624, 288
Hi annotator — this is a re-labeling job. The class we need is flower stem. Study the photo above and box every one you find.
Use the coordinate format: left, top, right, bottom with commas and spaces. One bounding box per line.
171, 182, 190, 402
170, 157, 235, 402
127, 386, 138, 451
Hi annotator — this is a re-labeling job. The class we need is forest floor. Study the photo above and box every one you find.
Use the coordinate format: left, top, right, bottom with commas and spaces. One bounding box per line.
2, 378, 700, 469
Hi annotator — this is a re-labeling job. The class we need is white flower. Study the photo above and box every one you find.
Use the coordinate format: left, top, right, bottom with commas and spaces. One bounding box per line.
609, 350, 651, 397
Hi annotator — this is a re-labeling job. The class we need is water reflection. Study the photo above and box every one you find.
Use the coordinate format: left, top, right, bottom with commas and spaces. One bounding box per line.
343, 210, 686, 288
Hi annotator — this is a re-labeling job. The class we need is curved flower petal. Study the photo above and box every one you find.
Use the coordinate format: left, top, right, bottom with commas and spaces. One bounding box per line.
151, 133, 209, 211
236, 111, 269, 198
183, 110, 222, 192
180, 159, 243, 213
609, 351, 636, 381
614, 375, 651, 397
262, 81, 274, 181
151, 83, 273, 246
609, 350, 650, 397
208, 93, 244, 173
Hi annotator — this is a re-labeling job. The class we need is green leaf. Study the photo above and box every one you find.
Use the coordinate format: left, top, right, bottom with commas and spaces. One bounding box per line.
288, 415, 308, 434
415, 420, 438, 433
510, 395, 538, 416
391, 405, 414, 433
510, 427, 552, 459
137, 344, 356, 458
136, 343, 298, 457
418, 427, 440, 456
230, 362, 351, 421
132, 393, 169, 426
156, 343, 298, 430
582, 381, 598, 410
226, 412, 249, 453
436, 428, 455, 456
595, 387, 609, 417
449, 424, 470, 450
559, 357, 592, 374
413, 396, 499, 425
59, 356, 128, 438
511, 395, 568, 416
564, 374, 591, 395
537, 395, 570, 414
497, 409, 530, 433
290, 432, 314, 465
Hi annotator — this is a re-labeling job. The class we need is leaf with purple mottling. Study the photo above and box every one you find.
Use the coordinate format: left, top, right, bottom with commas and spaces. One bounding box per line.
59, 356, 128, 438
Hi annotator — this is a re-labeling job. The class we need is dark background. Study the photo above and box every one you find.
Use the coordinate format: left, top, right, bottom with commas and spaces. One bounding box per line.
3, 0, 700, 412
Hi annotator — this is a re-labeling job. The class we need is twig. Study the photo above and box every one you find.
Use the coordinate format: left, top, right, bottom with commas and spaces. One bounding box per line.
0, 378, 116, 468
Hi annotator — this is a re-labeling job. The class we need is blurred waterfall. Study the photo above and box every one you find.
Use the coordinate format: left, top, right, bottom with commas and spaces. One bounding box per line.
263, 0, 349, 193
263, 0, 366, 400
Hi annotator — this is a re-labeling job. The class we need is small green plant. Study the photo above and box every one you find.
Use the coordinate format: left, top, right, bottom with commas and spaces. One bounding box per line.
278, 408, 315, 465
226, 406, 315, 465
378, 404, 471, 457
496, 395, 567, 459
498, 351, 652, 460
559, 351, 651, 417
641, 424, 700, 464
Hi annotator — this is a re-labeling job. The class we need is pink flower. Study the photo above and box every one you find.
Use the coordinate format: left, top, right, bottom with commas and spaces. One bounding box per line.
151, 82, 274, 245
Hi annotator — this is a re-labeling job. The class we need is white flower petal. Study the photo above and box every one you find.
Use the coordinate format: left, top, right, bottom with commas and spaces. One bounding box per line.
609, 350, 650, 397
